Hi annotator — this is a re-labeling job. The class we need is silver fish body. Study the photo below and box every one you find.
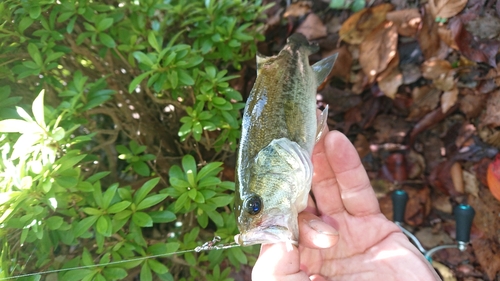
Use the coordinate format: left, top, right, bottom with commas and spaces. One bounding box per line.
234, 34, 337, 246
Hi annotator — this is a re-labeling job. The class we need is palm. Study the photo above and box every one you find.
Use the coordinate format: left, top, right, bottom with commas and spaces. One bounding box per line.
253, 131, 440, 281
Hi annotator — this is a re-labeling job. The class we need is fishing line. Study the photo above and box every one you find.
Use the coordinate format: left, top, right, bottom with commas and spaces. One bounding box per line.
0, 237, 239, 280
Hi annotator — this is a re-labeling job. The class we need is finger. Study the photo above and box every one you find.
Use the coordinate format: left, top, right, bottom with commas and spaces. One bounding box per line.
304, 194, 318, 215
298, 212, 339, 249
312, 131, 344, 216
325, 131, 379, 217
252, 243, 310, 281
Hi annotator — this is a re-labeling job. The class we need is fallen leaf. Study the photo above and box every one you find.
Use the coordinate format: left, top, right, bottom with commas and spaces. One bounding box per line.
378, 67, 402, 99
373, 114, 411, 144
428, 0, 467, 20
296, 13, 327, 40
386, 9, 421, 37
421, 58, 452, 80
438, 26, 459, 50
465, 11, 500, 40
283, 1, 312, 18
385, 153, 408, 182
359, 21, 398, 82
408, 86, 441, 121
471, 239, 500, 280
463, 170, 479, 197
481, 90, 500, 128
441, 87, 459, 113
486, 154, 500, 201
321, 45, 352, 84
459, 92, 486, 118
354, 133, 370, 159
339, 3, 394, 44
409, 104, 458, 146
450, 162, 464, 193
418, 5, 449, 60
401, 63, 422, 84
407, 150, 426, 179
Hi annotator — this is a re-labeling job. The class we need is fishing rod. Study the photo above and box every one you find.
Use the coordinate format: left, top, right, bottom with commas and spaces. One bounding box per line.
0, 236, 239, 280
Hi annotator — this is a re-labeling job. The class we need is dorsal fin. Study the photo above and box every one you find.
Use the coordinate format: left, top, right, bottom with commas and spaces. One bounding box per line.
256, 53, 271, 76
311, 53, 338, 86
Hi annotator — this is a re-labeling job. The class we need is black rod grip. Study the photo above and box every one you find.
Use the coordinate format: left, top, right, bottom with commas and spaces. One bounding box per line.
392, 190, 408, 223
454, 204, 475, 243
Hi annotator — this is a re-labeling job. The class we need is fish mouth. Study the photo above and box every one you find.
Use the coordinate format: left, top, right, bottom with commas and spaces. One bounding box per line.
234, 225, 297, 246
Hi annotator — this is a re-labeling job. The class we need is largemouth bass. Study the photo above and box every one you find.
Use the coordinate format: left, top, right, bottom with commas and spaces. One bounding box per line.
234, 34, 337, 246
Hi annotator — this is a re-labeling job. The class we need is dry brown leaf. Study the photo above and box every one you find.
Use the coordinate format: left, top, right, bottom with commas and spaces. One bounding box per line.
481, 90, 500, 128
401, 64, 422, 84
438, 26, 459, 50
283, 1, 312, 18
450, 162, 464, 193
359, 21, 398, 83
418, 5, 449, 60
408, 86, 441, 121
428, 0, 467, 20
421, 58, 452, 80
441, 87, 459, 113
386, 9, 421, 37
296, 13, 327, 40
377, 53, 402, 99
339, 3, 394, 44
459, 92, 486, 118
321, 45, 352, 83
463, 170, 479, 197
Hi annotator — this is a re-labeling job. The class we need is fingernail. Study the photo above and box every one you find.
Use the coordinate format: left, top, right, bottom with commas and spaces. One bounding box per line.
308, 220, 338, 236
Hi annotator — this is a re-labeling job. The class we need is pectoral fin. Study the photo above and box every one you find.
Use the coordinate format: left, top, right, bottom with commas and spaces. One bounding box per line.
253, 138, 313, 187
312, 53, 338, 86
316, 105, 329, 142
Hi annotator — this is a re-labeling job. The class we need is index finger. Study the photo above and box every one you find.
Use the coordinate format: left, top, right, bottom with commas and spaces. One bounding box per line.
324, 131, 379, 217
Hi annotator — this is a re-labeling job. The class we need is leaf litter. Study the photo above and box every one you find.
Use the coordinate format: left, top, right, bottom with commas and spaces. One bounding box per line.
232, 1, 500, 280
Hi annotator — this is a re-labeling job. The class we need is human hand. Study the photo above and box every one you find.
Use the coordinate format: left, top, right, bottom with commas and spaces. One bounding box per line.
252, 130, 441, 281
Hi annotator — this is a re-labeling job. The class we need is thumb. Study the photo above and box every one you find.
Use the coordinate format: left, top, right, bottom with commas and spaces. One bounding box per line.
252, 243, 309, 281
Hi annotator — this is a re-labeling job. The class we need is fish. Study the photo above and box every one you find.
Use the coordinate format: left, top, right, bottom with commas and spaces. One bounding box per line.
234, 33, 337, 246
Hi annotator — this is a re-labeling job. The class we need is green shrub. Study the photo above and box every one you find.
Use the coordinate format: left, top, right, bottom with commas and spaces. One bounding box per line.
0, 0, 270, 280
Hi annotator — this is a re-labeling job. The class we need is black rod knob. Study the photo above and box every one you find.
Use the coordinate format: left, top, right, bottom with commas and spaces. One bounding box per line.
454, 204, 475, 243
392, 190, 408, 223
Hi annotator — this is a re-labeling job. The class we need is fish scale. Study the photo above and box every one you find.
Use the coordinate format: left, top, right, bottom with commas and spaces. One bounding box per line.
235, 33, 337, 246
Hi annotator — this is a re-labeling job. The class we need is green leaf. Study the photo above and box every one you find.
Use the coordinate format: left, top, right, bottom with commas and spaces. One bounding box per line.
83, 207, 102, 216
102, 184, 118, 209
133, 51, 154, 66
182, 155, 197, 179
136, 194, 168, 210
76, 181, 94, 192
19, 17, 34, 34
149, 210, 176, 223
29, 5, 41, 19
177, 69, 194, 86
230, 247, 248, 264
74, 215, 99, 237
64, 269, 94, 281
134, 178, 160, 204
96, 216, 109, 235
169, 70, 178, 89
102, 268, 128, 280
99, 33, 116, 48
209, 195, 233, 207
148, 31, 160, 52
128, 71, 151, 93
174, 192, 189, 212
197, 162, 222, 181
165, 242, 180, 253
86, 171, 110, 183
132, 212, 153, 227
132, 161, 150, 176
46, 216, 64, 230
56, 176, 78, 188
107, 201, 131, 213
148, 259, 168, 274
140, 263, 152, 281
27, 43, 43, 67
97, 18, 113, 32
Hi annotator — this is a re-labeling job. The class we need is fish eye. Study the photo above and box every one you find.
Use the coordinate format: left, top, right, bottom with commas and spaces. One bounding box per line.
244, 195, 262, 215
